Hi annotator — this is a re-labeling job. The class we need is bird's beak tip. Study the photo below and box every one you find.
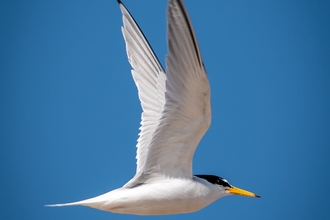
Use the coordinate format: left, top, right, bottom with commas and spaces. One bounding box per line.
254, 193, 261, 198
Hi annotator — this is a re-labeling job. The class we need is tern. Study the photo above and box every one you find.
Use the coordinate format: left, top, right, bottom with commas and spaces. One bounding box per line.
47, 0, 260, 215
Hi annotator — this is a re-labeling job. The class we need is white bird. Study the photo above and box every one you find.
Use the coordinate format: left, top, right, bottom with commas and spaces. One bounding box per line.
47, 0, 260, 215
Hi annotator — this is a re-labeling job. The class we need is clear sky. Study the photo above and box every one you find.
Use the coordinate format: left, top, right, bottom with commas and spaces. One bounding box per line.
1, 0, 330, 219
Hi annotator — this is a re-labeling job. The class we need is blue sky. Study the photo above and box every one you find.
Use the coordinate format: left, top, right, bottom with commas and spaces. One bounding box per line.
1, 0, 330, 219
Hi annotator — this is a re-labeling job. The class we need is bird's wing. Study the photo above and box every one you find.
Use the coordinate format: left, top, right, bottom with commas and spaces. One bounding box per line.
139, 0, 211, 181
118, 2, 166, 177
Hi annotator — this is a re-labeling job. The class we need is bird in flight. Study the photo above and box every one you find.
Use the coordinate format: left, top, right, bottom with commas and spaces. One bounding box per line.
47, 0, 260, 215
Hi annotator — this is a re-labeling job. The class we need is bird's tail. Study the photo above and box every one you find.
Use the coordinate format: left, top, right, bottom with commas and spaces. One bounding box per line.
45, 196, 101, 208
45, 189, 118, 209
45, 201, 83, 207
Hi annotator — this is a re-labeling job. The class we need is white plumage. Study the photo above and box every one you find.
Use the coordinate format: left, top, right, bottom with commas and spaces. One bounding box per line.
47, 0, 259, 215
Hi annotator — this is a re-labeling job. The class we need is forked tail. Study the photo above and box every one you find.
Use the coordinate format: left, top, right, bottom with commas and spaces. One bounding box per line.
45, 201, 84, 207
45, 196, 101, 208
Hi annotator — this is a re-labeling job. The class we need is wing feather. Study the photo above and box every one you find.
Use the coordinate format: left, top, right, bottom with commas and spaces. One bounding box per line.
118, 2, 166, 178
119, 0, 211, 187
141, 0, 211, 179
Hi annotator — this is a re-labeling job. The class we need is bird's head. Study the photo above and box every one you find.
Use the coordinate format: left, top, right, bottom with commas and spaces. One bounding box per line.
195, 175, 260, 198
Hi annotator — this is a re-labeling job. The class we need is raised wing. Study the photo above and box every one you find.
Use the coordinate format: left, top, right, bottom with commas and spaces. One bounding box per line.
141, 0, 211, 179
118, 2, 166, 178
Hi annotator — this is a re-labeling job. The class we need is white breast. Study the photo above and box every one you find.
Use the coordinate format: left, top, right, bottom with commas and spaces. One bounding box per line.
90, 177, 225, 215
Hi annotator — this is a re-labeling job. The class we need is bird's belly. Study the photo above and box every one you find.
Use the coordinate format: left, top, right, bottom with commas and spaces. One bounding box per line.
99, 180, 218, 215
106, 193, 210, 215
111, 200, 200, 215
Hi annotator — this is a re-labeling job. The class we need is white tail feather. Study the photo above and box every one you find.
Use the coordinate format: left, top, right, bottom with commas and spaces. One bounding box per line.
45, 202, 81, 207
45, 196, 101, 207
45, 201, 84, 207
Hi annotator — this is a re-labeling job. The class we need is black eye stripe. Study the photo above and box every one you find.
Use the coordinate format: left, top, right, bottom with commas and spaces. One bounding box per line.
218, 179, 231, 188
195, 175, 232, 188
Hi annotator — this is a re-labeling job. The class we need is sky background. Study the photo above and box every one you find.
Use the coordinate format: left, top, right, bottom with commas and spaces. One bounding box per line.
1, 0, 330, 219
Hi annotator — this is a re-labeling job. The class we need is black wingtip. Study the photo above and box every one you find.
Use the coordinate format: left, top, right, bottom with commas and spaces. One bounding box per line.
117, 0, 122, 4
255, 194, 261, 198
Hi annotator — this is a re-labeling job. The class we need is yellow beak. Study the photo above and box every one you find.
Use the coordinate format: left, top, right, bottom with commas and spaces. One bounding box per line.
227, 186, 261, 198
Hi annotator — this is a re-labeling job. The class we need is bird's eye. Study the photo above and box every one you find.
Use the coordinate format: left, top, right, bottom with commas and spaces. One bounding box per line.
218, 178, 231, 188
